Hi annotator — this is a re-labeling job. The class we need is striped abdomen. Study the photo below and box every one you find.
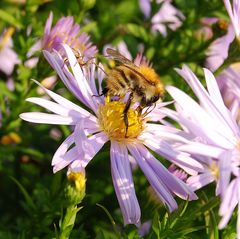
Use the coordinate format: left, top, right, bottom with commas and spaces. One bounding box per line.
105, 66, 138, 96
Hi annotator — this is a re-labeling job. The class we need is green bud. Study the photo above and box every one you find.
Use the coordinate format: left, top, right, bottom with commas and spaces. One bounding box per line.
64, 172, 86, 205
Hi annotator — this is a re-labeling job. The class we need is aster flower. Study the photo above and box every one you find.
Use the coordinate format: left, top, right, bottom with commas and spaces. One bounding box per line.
0, 27, 20, 76
164, 64, 240, 237
20, 44, 199, 225
27, 12, 97, 61
151, 0, 185, 36
139, 0, 185, 37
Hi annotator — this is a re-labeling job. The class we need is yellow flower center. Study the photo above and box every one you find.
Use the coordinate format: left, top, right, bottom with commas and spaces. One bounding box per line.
98, 99, 144, 142
67, 171, 86, 191
210, 161, 219, 180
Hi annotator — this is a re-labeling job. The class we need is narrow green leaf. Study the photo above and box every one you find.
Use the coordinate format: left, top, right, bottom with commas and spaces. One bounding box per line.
10, 176, 36, 210
0, 9, 23, 29
96, 203, 116, 227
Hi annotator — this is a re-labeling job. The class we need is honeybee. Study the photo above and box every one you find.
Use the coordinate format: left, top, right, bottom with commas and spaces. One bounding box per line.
103, 48, 164, 136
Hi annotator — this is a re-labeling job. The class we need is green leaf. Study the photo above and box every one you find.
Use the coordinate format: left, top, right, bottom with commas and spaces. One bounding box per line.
125, 24, 149, 42
0, 9, 23, 29
96, 203, 116, 227
10, 176, 36, 211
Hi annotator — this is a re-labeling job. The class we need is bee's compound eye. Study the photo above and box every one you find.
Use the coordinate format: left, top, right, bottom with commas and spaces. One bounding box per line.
151, 94, 160, 103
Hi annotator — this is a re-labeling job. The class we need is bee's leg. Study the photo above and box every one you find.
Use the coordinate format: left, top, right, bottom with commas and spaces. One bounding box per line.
123, 92, 133, 137
136, 106, 143, 116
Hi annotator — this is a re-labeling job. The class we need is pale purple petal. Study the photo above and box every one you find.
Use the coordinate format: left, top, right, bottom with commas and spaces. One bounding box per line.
43, 50, 92, 108
31, 79, 94, 120
166, 85, 235, 148
137, 144, 197, 200
27, 40, 42, 58
218, 151, 232, 197
142, 133, 204, 174
176, 65, 237, 134
205, 25, 235, 71
0, 44, 20, 75
44, 11, 53, 36
219, 177, 239, 229
52, 133, 74, 166
110, 141, 141, 225
176, 143, 225, 159
73, 121, 108, 167
223, 0, 240, 37
25, 57, 39, 68
204, 68, 238, 133
53, 146, 79, 173
25, 97, 82, 119
138, 220, 152, 237
128, 144, 178, 212
151, 0, 184, 36
187, 172, 214, 191
139, 0, 151, 18
20, 112, 77, 125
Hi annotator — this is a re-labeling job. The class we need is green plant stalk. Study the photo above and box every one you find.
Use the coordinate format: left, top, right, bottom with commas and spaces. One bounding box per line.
59, 205, 81, 239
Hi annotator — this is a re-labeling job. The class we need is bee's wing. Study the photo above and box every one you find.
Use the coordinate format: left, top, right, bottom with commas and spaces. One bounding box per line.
106, 48, 136, 67
107, 48, 155, 85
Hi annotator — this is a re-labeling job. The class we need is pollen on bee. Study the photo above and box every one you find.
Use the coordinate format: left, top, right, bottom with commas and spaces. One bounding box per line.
138, 65, 160, 83
98, 100, 144, 141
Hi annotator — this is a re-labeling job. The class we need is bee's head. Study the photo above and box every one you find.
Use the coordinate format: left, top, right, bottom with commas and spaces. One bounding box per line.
143, 94, 160, 107
139, 65, 165, 96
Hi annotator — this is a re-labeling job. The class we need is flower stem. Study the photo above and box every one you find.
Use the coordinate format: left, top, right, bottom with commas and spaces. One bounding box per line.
59, 205, 81, 239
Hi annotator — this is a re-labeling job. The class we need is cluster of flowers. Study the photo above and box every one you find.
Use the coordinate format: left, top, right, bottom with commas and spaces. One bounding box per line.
1, 0, 240, 237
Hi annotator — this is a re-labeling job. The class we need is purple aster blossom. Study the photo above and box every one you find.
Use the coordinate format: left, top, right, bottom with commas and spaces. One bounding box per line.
27, 12, 97, 61
0, 28, 20, 76
205, 24, 235, 72
20, 44, 199, 226
139, 0, 185, 37
151, 0, 185, 36
165, 64, 240, 237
